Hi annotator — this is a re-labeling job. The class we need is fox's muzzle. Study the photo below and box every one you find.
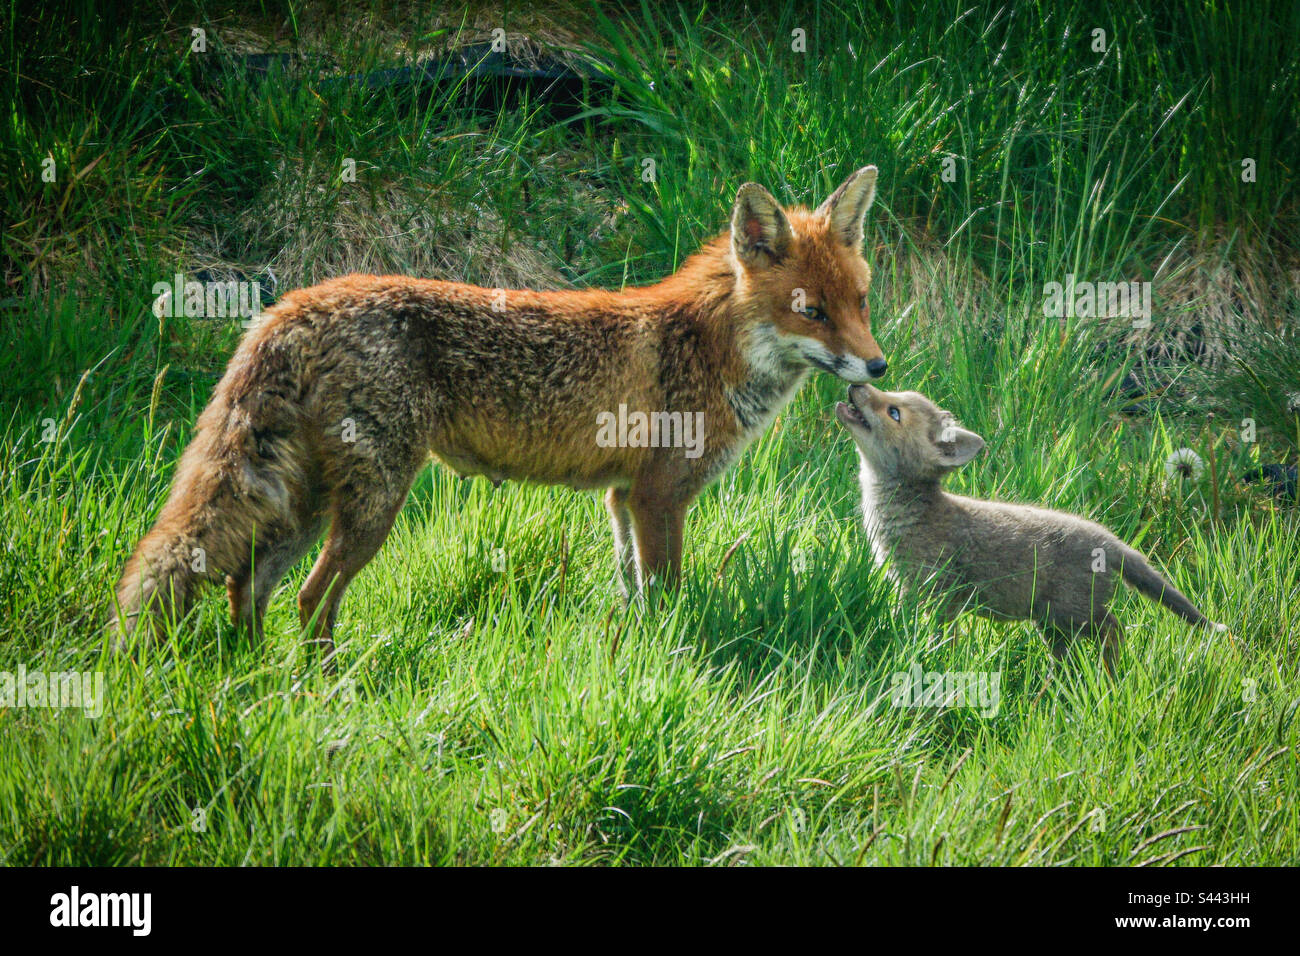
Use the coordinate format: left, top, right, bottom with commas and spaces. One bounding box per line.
833, 353, 888, 384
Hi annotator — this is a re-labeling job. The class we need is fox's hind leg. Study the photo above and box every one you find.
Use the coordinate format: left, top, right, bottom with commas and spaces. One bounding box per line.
227, 575, 253, 637
227, 518, 327, 644
297, 470, 416, 669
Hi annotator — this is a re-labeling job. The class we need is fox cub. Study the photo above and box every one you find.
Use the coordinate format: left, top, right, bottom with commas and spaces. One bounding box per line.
836, 384, 1224, 671
113, 166, 890, 659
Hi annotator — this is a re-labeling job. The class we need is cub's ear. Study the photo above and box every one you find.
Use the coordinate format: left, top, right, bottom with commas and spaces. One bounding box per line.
815, 165, 878, 249
934, 422, 984, 468
731, 182, 793, 267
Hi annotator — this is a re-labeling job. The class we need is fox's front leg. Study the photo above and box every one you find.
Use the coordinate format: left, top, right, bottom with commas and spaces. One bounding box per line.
627, 486, 689, 600
605, 486, 637, 599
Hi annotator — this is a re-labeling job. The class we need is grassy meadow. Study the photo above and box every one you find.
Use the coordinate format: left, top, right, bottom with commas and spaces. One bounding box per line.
1, 0, 1298, 865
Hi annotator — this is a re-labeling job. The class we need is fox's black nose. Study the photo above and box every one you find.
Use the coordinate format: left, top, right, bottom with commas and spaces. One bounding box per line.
866, 358, 888, 378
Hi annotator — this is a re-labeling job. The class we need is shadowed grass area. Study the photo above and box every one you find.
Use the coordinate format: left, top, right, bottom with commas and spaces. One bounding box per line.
1, 0, 1297, 865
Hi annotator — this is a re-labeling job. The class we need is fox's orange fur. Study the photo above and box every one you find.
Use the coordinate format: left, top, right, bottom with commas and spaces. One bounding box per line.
111, 167, 888, 661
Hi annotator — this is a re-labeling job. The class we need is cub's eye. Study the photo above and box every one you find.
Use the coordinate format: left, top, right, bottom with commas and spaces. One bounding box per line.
859, 296, 868, 311
888, 406, 901, 422
803, 306, 828, 323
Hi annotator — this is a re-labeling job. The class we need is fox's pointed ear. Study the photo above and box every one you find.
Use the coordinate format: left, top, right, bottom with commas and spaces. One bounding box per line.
935, 423, 984, 468
816, 165, 878, 249
731, 183, 792, 267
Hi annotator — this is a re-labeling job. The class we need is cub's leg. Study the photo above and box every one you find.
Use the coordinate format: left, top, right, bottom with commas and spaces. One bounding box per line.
1039, 620, 1082, 661
1094, 611, 1124, 676
1041, 611, 1124, 676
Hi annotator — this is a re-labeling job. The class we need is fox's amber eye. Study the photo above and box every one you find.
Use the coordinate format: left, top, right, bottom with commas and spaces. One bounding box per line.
804, 306, 828, 323
888, 406, 901, 422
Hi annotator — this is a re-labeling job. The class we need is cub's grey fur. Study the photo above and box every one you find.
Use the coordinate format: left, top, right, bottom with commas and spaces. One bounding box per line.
836, 385, 1225, 672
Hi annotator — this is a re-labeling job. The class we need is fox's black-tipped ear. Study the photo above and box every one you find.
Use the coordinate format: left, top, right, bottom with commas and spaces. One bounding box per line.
935, 423, 984, 468
731, 182, 793, 267
816, 165, 878, 249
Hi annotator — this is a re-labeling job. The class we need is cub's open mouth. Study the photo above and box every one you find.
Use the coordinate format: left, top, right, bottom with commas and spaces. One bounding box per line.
835, 400, 869, 430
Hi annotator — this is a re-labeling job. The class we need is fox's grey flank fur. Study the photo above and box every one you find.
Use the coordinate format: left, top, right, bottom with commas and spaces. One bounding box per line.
837, 385, 1224, 672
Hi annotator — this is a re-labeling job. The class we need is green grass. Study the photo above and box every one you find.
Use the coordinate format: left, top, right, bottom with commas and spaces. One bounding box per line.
1, 0, 1297, 865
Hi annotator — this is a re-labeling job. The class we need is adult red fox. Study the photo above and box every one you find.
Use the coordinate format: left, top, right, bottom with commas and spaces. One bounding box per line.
112, 166, 888, 660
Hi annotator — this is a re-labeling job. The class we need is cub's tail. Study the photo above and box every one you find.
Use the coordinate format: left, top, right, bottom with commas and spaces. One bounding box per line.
1118, 544, 1226, 633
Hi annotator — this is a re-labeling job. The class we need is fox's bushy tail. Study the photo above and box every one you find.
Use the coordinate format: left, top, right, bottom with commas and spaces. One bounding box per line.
110, 515, 208, 647
1118, 544, 1225, 632
110, 432, 252, 646
110, 327, 310, 647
